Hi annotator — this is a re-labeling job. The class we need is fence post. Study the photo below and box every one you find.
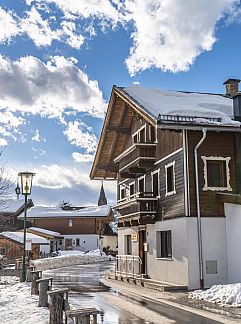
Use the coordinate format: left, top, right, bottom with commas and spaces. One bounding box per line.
48, 288, 69, 324
36, 277, 53, 307
31, 270, 42, 295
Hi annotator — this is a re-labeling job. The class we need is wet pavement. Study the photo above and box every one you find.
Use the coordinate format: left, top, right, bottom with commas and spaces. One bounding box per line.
44, 262, 224, 324
44, 262, 148, 323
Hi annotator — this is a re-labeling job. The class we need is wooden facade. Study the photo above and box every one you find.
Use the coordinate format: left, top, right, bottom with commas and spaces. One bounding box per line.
90, 86, 241, 227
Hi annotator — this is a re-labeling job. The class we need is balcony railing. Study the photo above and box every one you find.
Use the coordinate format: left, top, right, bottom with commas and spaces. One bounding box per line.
115, 255, 142, 279
114, 142, 156, 177
117, 192, 158, 225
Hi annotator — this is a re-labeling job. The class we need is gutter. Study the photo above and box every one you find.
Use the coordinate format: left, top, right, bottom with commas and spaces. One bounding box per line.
194, 128, 207, 289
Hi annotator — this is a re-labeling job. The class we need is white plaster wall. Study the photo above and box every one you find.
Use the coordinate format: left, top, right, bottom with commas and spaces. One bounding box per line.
147, 218, 189, 286
118, 227, 139, 256
103, 236, 118, 251
63, 234, 98, 252
187, 217, 228, 289
225, 203, 241, 283
40, 244, 50, 254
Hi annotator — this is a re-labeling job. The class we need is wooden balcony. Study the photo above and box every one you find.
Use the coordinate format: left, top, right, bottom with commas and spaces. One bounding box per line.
117, 192, 158, 226
114, 142, 156, 178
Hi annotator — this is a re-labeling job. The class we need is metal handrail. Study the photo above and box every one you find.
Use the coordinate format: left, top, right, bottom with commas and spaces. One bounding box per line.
115, 254, 142, 279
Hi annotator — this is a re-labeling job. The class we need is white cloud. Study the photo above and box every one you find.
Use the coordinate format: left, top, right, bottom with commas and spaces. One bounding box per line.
60, 21, 84, 49
124, 0, 239, 75
64, 121, 97, 154
32, 164, 116, 194
32, 147, 46, 158
32, 129, 46, 142
20, 7, 61, 47
72, 152, 94, 163
0, 138, 8, 146
0, 55, 106, 120
0, 8, 19, 43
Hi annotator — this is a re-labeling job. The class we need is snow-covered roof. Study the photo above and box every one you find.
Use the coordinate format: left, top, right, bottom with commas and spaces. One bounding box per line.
28, 227, 61, 237
121, 86, 239, 127
19, 205, 112, 219
0, 199, 25, 214
0, 231, 48, 244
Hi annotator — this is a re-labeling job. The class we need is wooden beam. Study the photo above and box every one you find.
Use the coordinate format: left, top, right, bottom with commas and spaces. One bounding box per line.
107, 126, 131, 134
128, 167, 146, 174
97, 164, 119, 172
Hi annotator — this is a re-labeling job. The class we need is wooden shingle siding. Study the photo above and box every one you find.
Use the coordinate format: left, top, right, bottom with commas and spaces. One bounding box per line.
156, 129, 183, 161
156, 150, 185, 220
187, 130, 238, 217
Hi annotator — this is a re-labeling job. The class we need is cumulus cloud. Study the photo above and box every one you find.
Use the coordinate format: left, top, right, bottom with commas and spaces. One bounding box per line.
32, 163, 116, 194
72, 152, 94, 163
124, 0, 239, 75
64, 121, 98, 154
24, 0, 239, 75
0, 55, 106, 120
0, 7, 19, 43
32, 129, 46, 142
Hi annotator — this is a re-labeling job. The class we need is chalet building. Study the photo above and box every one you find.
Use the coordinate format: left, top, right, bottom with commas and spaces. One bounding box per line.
90, 79, 241, 289
19, 204, 115, 252
0, 231, 49, 261
0, 198, 33, 231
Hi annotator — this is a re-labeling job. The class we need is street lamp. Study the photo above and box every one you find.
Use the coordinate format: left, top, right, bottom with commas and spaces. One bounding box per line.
18, 171, 35, 282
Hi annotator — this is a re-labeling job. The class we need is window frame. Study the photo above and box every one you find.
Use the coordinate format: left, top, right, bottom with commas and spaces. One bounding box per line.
151, 169, 160, 198
125, 235, 132, 255
129, 181, 135, 198
138, 175, 146, 195
156, 230, 172, 259
69, 219, 73, 227
201, 156, 232, 191
165, 161, 176, 196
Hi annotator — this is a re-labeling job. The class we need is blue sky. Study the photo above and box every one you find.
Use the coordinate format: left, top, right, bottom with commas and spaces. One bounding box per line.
0, 0, 241, 206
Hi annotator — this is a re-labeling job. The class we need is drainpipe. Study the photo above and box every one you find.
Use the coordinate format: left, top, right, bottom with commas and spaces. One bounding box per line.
194, 128, 207, 289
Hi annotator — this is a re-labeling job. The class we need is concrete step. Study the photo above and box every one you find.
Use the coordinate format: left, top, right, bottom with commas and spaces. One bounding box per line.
142, 279, 187, 291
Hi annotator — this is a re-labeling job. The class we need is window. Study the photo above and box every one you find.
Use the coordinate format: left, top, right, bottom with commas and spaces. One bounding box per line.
165, 161, 176, 196
129, 182, 135, 197
76, 238, 80, 246
69, 219, 73, 227
59, 240, 62, 246
138, 176, 145, 195
125, 235, 132, 255
202, 156, 232, 191
120, 186, 126, 200
152, 170, 159, 197
156, 231, 172, 258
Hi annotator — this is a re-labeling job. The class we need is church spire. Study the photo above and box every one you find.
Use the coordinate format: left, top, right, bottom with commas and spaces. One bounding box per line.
98, 181, 107, 206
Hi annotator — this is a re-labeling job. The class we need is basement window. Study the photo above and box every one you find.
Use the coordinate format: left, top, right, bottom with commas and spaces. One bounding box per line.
156, 231, 172, 258
165, 161, 176, 196
202, 156, 232, 191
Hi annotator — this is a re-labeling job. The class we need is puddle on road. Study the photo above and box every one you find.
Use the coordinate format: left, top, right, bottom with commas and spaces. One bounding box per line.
44, 263, 149, 324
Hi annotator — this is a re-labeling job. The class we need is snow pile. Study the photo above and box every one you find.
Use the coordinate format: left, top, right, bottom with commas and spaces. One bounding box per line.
86, 249, 106, 256
0, 276, 19, 285
57, 250, 85, 256
32, 250, 114, 271
189, 283, 241, 307
0, 280, 49, 323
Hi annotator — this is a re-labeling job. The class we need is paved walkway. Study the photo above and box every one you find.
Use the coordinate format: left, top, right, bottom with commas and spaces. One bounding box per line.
100, 276, 241, 324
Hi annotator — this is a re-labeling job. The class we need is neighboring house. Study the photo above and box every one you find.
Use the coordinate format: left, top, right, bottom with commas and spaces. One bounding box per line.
90, 79, 241, 289
19, 204, 114, 252
26, 227, 63, 253
0, 198, 33, 231
0, 231, 49, 260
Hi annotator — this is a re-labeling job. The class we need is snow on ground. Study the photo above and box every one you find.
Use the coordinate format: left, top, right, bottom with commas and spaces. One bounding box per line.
32, 249, 114, 271
189, 283, 241, 307
57, 250, 85, 256
0, 277, 49, 324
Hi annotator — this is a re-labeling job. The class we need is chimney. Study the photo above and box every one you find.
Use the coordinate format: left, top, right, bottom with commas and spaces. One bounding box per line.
223, 78, 240, 97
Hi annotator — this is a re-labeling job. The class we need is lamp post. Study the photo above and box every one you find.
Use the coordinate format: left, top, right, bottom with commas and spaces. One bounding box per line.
18, 171, 35, 282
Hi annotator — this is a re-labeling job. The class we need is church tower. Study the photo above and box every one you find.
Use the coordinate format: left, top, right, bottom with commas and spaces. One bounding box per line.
98, 181, 107, 206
